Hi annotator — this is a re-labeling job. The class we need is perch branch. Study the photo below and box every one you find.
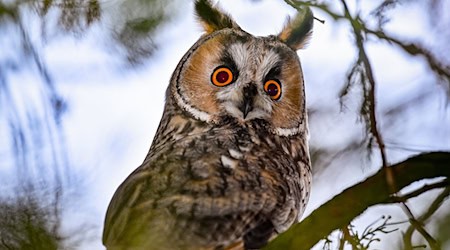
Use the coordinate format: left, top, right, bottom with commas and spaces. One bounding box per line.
264, 152, 450, 250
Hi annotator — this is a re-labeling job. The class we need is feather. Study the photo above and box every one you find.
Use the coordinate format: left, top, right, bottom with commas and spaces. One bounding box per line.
278, 7, 314, 50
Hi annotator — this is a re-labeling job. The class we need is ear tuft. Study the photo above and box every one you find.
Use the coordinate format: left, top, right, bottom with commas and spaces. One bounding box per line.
195, 0, 240, 34
278, 7, 314, 50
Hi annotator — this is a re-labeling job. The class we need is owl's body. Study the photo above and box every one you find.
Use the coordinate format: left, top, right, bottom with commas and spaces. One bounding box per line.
103, 1, 313, 249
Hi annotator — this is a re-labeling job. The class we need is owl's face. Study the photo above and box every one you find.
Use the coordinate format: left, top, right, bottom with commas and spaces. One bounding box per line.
170, 1, 313, 136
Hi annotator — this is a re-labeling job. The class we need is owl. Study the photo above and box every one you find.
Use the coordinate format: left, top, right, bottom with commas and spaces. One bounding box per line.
103, 0, 313, 249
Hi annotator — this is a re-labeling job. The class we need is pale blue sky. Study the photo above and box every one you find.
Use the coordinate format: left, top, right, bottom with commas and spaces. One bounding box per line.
1, 0, 449, 249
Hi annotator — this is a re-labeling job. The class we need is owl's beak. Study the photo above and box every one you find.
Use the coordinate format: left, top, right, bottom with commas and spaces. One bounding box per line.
242, 99, 252, 119
240, 84, 256, 119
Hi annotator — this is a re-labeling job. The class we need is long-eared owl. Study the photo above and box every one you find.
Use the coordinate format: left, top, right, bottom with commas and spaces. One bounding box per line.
103, 0, 313, 249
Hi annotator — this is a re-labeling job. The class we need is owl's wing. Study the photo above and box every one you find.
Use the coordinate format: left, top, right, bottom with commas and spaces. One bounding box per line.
102, 158, 279, 249
223, 240, 244, 250
102, 167, 155, 248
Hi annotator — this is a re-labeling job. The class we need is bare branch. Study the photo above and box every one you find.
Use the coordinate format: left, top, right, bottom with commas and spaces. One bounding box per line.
284, 1, 345, 21
408, 218, 440, 250
364, 28, 450, 86
388, 179, 450, 203
403, 187, 450, 250
339, 0, 390, 177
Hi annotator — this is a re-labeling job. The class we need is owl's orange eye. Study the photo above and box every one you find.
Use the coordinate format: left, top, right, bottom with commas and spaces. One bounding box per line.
211, 67, 234, 87
264, 80, 282, 100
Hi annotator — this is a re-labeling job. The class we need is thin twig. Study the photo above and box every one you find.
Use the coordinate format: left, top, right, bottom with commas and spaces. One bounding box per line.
388, 179, 450, 203
403, 187, 450, 250
338, 229, 345, 250
408, 219, 440, 250
284, 1, 345, 20
342, 226, 360, 249
364, 27, 450, 82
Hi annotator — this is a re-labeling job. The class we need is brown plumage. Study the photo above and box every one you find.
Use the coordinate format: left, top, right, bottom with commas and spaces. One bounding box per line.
103, 1, 313, 249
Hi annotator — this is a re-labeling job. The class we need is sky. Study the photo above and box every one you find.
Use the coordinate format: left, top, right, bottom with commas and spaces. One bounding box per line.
1, 0, 450, 249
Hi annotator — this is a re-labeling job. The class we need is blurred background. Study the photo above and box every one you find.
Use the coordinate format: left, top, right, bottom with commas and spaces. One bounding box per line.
0, 0, 449, 249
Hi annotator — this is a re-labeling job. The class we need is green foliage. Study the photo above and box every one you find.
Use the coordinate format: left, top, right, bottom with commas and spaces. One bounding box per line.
112, 0, 177, 64
0, 192, 61, 250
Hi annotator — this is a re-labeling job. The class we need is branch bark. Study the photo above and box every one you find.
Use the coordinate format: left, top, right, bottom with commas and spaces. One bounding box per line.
264, 152, 450, 250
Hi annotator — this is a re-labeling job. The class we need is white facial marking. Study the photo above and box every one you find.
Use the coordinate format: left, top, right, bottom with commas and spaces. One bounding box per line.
258, 50, 280, 79
173, 90, 212, 122
222, 101, 244, 119
274, 118, 309, 137
228, 43, 249, 70
250, 96, 272, 118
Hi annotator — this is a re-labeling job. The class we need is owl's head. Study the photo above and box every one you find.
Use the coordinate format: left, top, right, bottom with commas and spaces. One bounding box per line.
169, 0, 313, 136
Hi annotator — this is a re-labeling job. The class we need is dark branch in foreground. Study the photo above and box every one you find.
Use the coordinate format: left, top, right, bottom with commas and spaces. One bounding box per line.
264, 152, 450, 250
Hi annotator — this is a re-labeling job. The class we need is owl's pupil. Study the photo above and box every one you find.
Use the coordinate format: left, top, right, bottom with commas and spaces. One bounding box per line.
216, 71, 230, 83
266, 83, 279, 96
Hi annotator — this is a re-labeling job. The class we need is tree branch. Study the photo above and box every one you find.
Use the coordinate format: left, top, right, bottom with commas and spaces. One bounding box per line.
402, 187, 450, 250
264, 152, 450, 250
388, 179, 449, 203
364, 28, 450, 84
